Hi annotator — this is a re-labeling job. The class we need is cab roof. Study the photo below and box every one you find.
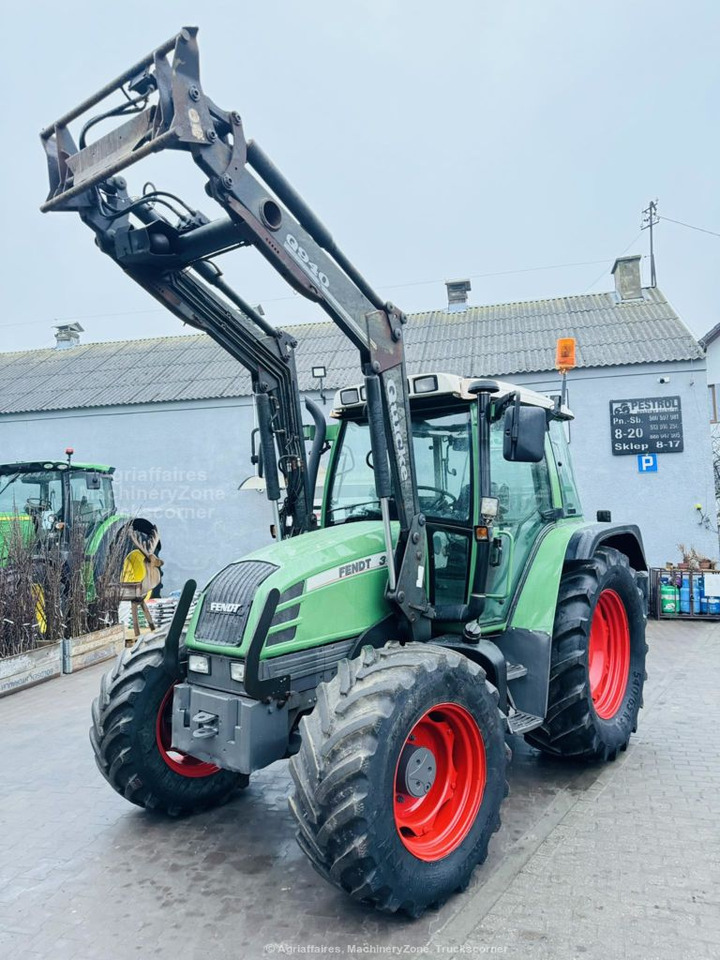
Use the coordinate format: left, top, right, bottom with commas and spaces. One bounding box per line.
0, 461, 114, 475
332, 372, 573, 419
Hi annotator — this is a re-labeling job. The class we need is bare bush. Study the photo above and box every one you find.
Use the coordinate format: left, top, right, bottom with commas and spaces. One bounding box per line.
0, 520, 65, 657
0, 516, 130, 659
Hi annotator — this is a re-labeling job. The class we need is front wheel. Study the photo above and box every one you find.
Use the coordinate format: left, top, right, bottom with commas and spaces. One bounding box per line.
289, 642, 508, 916
90, 630, 246, 814
525, 547, 647, 761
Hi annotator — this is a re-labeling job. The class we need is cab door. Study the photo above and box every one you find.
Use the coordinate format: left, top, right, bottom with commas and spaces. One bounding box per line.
410, 406, 476, 618
481, 417, 556, 625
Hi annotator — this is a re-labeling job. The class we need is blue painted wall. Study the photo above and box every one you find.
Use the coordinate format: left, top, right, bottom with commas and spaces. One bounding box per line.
513, 359, 718, 566
1, 364, 716, 587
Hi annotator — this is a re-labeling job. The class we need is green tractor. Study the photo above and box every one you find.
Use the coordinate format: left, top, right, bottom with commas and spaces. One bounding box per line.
0, 452, 161, 630
41, 27, 648, 916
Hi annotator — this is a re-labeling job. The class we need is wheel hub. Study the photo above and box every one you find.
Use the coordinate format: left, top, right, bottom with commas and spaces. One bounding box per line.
588, 588, 631, 720
393, 703, 486, 861
398, 745, 437, 797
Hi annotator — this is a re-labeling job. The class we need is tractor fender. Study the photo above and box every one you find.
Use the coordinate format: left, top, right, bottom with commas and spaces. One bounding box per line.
351, 622, 511, 712
428, 636, 509, 714
564, 523, 649, 614
564, 523, 647, 572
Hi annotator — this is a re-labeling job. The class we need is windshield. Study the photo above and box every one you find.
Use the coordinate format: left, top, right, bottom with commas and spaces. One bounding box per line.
69, 472, 115, 525
0, 471, 63, 519
327, 408, 473, 525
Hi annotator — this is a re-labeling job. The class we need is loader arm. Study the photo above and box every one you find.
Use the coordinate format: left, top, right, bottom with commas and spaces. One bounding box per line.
40, 25, 432, 639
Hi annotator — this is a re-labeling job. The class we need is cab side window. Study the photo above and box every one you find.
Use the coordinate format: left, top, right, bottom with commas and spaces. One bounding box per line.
548, 420, 582, 516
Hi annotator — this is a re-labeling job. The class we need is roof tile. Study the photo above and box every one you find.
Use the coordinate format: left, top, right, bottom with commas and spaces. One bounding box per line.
0, 286, 703, 415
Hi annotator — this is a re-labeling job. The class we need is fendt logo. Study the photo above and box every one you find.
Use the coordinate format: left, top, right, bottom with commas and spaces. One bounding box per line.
386, 379, 408, 482
210, 601, 244, 615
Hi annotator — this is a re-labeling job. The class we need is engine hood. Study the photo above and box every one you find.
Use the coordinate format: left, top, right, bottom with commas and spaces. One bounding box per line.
186, 521, 396, 658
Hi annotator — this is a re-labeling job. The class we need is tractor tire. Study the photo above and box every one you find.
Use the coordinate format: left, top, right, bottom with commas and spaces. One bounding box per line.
525, 546, 647, 762
289, 642, 508, 916
150, 542, 163, 599
90, 629, 247, 815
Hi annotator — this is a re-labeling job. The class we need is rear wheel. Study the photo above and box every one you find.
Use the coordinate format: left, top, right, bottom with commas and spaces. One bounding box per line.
525, 547, 647, 761
90, 629, 246, 814
289, 642, 507, 916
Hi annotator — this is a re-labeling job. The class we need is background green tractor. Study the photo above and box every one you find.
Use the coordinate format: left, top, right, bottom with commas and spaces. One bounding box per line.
0, 450, 162, 634
40, 26, 647, 918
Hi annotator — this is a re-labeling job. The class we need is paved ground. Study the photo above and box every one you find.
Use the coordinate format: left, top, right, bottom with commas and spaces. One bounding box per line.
1, 619, 718, 960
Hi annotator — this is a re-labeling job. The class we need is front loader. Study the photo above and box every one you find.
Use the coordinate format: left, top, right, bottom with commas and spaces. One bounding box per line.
40, 27, 648, 916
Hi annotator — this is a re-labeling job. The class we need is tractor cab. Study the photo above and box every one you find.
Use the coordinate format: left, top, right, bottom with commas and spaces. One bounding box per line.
325, 373, 579, 631
0, 458, 116, 548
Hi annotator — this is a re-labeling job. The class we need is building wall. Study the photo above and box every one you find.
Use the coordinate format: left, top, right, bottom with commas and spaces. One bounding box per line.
1, 364, 717, 588
513, 358, 718, 566
0, 397, 277, 591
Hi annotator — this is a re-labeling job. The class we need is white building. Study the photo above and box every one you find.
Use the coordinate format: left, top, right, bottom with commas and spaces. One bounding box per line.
1, 256, 715, 589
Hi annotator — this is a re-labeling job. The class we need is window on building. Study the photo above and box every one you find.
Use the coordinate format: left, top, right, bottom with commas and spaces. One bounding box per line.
709, 385, 718, 423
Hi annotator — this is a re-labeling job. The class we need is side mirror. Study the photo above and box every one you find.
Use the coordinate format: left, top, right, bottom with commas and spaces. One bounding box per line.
503, 406, 546, 463
85, 472, 102, 490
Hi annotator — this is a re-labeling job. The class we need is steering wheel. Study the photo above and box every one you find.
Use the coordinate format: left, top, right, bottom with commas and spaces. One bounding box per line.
417, 485, 457, 512
24, 497, 49, 512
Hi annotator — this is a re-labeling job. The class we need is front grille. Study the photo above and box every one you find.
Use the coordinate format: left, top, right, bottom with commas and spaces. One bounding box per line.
194, 561, 278, 647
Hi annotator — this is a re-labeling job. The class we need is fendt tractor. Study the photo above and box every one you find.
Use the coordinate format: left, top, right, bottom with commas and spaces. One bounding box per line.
0, 452, 161, 626
41, 27, 648, 915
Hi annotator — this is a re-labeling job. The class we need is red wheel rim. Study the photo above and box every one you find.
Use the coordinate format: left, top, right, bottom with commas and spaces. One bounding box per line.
155, 686, 220, 778
588, 589, 631, 719
393, 702, 486, 862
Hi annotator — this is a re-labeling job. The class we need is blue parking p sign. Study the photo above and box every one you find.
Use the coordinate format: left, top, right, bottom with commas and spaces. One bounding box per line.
637, 454, 658, 473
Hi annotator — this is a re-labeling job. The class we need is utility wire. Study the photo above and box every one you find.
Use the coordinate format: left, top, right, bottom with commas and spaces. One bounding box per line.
660, 215, 720, 239
0, 256, 621, 332
583, 234, 645, 293
380, 258, 613, 291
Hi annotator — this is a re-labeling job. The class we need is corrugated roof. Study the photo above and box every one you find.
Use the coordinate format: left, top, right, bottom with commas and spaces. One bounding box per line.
699, 321, 720, 349
0, 286, 703, 415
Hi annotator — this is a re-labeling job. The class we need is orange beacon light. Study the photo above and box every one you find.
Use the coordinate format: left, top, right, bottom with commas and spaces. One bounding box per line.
555, 337, 576, 371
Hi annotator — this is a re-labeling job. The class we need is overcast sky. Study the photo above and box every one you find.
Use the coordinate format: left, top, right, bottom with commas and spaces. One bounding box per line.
2, 0, 718, 354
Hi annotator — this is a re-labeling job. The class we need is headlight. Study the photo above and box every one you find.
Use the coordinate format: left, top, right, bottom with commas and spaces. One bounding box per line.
188, 654, 210, 675
230, 661, 245, 682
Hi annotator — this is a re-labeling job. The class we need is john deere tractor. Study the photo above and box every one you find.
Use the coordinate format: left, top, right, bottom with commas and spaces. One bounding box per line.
0, 452, 161, 627
41, 27, 648, 916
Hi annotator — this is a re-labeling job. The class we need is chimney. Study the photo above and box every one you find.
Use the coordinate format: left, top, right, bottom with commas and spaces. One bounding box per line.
611, 255, 643, 301
445, 279, 471, 313
54, 322, 84, 350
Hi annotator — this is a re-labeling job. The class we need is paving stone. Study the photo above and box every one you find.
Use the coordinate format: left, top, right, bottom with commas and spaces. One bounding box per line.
1, 619, 717, 959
